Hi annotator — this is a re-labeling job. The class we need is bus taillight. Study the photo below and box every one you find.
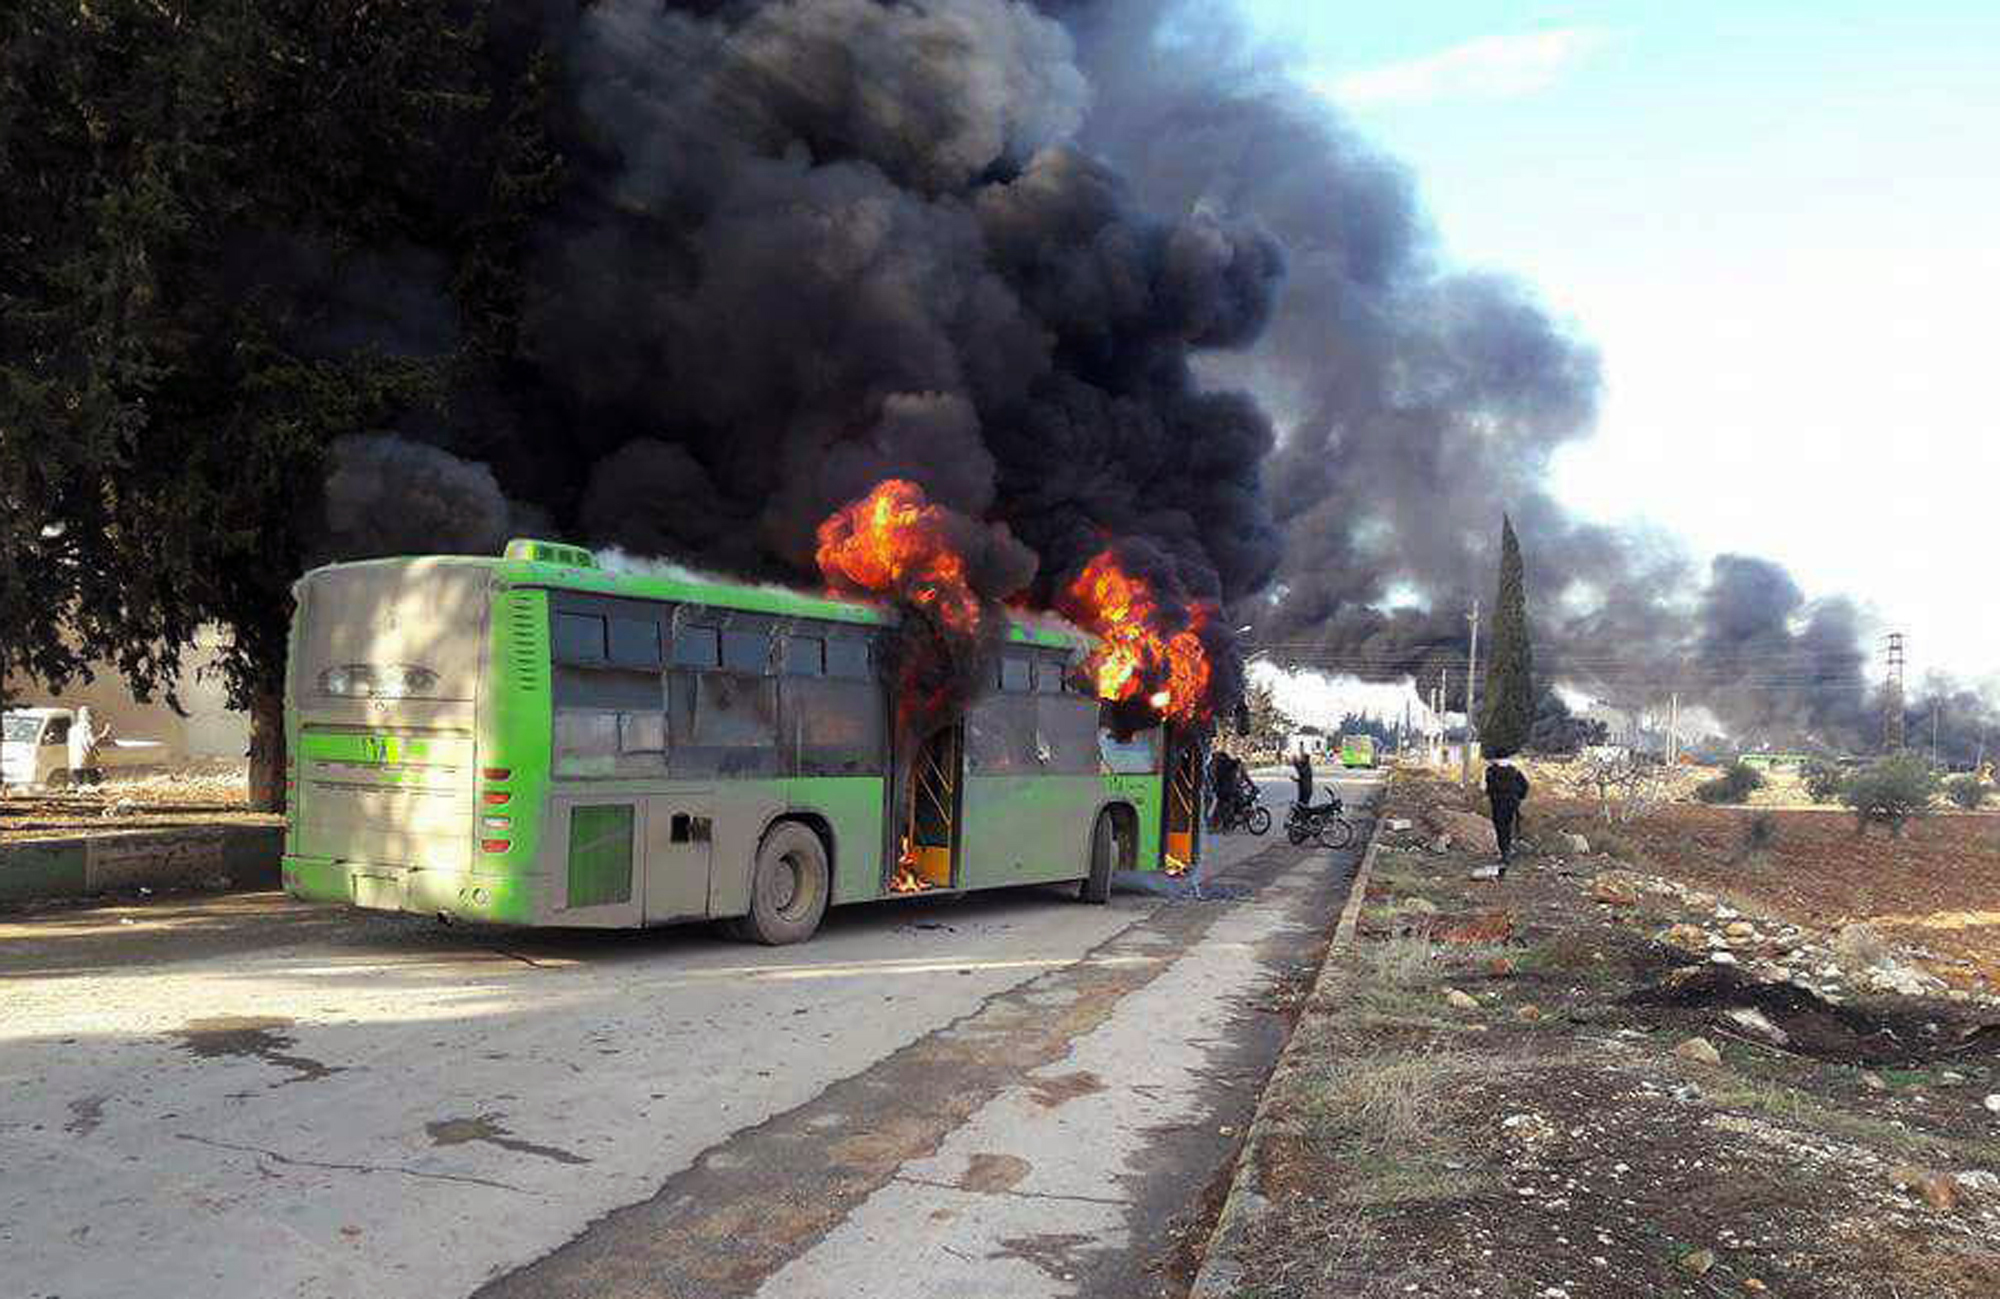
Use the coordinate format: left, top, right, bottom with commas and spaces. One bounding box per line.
481, 768, 511, 781
482, 791, 511, 806
481, 839, 511, 854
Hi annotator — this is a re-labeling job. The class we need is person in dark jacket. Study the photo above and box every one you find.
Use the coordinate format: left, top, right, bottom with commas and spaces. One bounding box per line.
1484, 757, 1530, 869
1209, 750, 1245, 828
1291, 748, 1313, 807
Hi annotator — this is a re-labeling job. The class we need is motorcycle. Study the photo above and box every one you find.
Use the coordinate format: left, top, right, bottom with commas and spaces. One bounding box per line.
1210, 777, 1272, 835
1285, 794, 1354, 849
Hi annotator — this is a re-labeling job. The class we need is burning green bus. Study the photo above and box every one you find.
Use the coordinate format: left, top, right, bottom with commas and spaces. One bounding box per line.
280, 540, 1201, 943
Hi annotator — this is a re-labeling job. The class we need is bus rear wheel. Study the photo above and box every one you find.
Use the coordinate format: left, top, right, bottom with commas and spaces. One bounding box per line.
734, 822, 830, 946
1079, 812, 1116, 905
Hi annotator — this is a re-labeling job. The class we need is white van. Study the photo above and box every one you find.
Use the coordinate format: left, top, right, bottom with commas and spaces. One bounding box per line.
0, 708, 167, 788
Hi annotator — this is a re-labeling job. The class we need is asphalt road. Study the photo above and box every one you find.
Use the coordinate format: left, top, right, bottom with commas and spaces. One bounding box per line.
1, 773, 1378, 1299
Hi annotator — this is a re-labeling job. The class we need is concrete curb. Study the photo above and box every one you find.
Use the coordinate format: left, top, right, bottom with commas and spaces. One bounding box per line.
0, 824, 282, 905
1190, 818, 1386, 1297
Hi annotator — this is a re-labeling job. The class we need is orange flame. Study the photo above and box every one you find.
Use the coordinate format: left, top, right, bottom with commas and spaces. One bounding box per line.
890, 836, 938, 894
816, 479, 981, 633
1064, 550, 1216, 723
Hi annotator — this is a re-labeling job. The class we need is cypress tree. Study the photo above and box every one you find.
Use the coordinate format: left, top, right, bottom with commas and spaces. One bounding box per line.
1480, 515, 1535, 757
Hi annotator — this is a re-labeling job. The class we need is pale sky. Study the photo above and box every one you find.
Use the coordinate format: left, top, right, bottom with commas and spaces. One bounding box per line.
1239, 0, 2000, 687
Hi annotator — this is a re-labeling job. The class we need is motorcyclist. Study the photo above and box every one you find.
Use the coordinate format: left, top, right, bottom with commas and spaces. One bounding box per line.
1209, 750, 1245, 828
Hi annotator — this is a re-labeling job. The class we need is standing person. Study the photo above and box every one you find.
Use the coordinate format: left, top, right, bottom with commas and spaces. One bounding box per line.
1484, 756, 1530, 871
68, 706, 110, 787
1291, 746, 1313, 808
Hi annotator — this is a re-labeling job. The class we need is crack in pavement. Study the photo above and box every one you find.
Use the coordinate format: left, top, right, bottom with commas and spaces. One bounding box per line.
176, 1133, 528, 1193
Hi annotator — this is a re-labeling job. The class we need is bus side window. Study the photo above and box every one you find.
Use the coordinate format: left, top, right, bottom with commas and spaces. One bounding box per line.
782, 635, 824, 676
1000, 656, 1031, 693
1033, 657, 1064, 693
673, 627, 720, 669
553, 612, 607, 664
825, 638, 870, 680
609, 615, 661, 668
722, 630, 771, 674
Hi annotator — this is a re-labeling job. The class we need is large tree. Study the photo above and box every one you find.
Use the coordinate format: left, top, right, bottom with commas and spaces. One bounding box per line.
0, 1, 551, 806
1479, 514, 1535, 757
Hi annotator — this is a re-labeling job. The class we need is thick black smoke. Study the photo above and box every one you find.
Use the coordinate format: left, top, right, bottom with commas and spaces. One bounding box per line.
296, 0, 1979, 746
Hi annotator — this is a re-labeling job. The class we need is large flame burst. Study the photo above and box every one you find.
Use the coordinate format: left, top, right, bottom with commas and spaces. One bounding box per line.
815, 479, 981, 632
1064, 550, 1216, 724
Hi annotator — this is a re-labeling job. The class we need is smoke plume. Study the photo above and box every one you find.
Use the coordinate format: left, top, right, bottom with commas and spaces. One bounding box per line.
289, 0, 1984, 749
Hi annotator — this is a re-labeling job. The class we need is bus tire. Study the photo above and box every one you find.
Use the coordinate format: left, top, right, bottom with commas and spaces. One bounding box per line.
1079, 812, 1115, 905
734, 822, 830, 946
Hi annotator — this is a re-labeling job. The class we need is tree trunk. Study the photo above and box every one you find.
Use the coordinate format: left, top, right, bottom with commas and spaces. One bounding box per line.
247, 686, 285, 812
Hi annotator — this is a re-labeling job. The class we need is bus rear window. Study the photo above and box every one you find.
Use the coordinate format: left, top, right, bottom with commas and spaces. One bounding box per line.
782, 635, 824, 676
722, 630, 770, 674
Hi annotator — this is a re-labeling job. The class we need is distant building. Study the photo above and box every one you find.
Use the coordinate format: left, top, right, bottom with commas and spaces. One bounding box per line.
2, 627, 249, 766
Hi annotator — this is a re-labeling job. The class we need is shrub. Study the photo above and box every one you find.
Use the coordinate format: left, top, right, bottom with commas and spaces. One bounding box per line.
1946, 776, 1989, 811
1695, 762, 1766, 805
1802, 759, 1846, 804
1841, 754, 1943, 835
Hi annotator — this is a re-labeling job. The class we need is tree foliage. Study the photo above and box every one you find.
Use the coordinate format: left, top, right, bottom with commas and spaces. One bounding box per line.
1841, 754, 1941, 836
1802, 759, 1847, 804
0, 2, 553, 803
1478, 514, 1534, 757
1945, 775, 1989, 811
1239, 677, 1291, 751
1695, 762, 1765, 805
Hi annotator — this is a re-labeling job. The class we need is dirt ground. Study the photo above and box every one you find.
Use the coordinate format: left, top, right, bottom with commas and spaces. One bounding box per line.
1232, 770, 2000, 1299
1524, 796, 2000, 990
0, 761, 273, 842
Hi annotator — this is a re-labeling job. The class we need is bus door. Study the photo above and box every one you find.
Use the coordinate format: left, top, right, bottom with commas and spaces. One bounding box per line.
892, 723, 962, 892
1162, 726, 1202, 874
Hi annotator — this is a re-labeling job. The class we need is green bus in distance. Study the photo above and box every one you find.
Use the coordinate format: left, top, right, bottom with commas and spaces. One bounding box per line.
1339, 734, 1377, 769
281, 540, 1202, 943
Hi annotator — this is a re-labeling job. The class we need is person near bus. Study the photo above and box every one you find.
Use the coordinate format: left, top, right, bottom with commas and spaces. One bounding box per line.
68, 706, 110, 787
1209, 750, 1246, 827
1291, 747, 1312, 807
1484, 756, 1530, 869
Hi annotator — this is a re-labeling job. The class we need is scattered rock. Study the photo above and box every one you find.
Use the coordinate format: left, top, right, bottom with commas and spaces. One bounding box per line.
1515, 1004, 1543, 1023
1891, 1165, 1959, 1211
1670, 1083, 1703, 1102
1432, 810, 1499, 855
1678, 1248, 1716, 1276
1861, 1072, 1888, 1092
1559, 832, 1591, 856
1724, 921, 1756, 940
1983, 1094, 2000, 1114
1397, 897, 1439, 916
1435, 911, 1515, 944
1385, 818, 1413, 833
1955, 1170, 2000, 1197
1429, 834, 1455, 855
1675, 1037, 1723, 1067
1488, 956, 1516, 978
1589, 876, 1639, 907
1709, 952, 1738, 967
1723, 1006, 1790, 1047
1445, 989, 1480, 1011
1662, 924, 1710, 954
1744, 1280, 1768, 1293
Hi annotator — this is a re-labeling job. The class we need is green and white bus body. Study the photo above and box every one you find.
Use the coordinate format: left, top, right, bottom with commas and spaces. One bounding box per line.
1339, 734, 1377, 769
281, 541, 1194, 940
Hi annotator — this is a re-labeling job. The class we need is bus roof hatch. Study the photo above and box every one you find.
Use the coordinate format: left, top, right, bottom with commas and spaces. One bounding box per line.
504, 539, 599, 569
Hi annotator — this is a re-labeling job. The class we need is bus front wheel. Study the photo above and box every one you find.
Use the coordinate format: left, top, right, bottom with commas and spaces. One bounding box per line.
734, 822, 830, 946
1079, 813, 1116, 905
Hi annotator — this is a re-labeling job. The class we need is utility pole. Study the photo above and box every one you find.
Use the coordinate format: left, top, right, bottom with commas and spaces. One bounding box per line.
1461, 599, 1480, 786
1931, 698, 1941, 768
1883, 633, 1906, 753
1669, 692, 1681, 764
